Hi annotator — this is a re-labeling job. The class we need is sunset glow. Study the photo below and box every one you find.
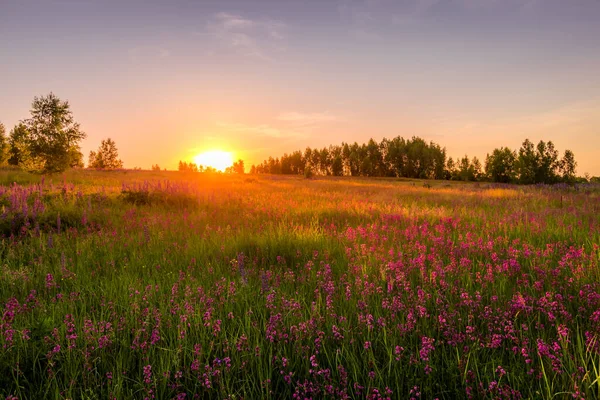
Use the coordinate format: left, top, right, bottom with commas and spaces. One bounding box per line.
1, 2, 600, 174
194, 151, 234, 171
2, 0, 600, 396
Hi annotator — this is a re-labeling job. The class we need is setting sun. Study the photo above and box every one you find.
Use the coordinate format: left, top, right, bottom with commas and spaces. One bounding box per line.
194, 150, 234, 172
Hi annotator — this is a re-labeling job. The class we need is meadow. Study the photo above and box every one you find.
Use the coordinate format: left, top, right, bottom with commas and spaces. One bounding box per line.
0, 170, 599, 399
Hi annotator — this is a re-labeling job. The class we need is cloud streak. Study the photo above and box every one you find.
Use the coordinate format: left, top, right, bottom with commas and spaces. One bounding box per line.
277, 112, 339, 124
218, 111, 341, 141
217, 122, 302, 139
205, 12, 286, 61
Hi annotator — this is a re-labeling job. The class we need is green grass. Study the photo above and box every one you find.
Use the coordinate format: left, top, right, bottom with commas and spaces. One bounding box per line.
0, 170, 598, 399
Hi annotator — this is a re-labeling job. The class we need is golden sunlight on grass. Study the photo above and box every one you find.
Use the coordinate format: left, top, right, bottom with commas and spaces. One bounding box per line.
483, 188, 520, 198
194, 150, 234, 171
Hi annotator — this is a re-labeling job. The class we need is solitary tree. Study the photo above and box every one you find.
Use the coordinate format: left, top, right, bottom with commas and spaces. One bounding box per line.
24, 93, 86, 173
88, 138, 123, 169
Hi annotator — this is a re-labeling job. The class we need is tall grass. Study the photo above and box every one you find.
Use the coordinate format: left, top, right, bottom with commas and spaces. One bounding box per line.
0, 170, 599, 399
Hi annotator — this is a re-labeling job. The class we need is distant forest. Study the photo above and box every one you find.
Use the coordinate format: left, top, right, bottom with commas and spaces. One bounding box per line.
250, 136, 589, 185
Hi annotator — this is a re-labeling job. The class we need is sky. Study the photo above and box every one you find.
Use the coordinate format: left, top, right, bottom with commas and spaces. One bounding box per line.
1, 0, 600, 174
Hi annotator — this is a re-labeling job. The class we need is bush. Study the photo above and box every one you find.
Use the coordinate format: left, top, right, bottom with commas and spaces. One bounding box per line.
120, 186, 199, 209
304, 166, 314, 179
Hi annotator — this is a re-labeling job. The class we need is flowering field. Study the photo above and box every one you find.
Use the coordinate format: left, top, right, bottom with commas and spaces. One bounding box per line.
0, 171, 599, 399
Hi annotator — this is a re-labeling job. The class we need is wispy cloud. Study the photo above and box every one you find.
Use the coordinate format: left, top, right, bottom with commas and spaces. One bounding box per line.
434, 98, 600, 155
277, 112, 339, 124
217, 110, 342, 144
217, 111, 341, 140
217, 122, 303, 139
205, 12, 286, 61
338, 0, 383, 39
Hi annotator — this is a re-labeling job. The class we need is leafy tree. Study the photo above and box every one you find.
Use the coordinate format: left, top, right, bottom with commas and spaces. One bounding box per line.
8, 123, 28, 166
281, 154, 292, 174
458, 155, 473, 181
365, 138, 385, 176
0, 122, 8, 165
304, 165, 313, 179
233, 159, 245, 174
331, 155, 343, 176
318, 147, 330, 175
515, 139, 564, 184
24, 93, 86, 172
178, 161, 199, 172
455, 155, 481, 182
226, 159, 245, 174
534, 140, 559, 184
249, 135, 577, 185
516, 139, 537, 184
485, 147, 516, 183
559, 149, 577, 183
445, 157, 458, 180
471, 157, 482, 181
88, 138, 123, 169
8, 123, 40, 169
69, 146, 85, 168
430, 142, 447, 180
384, 137, 406, 177
289, 151, 304, 174
151, 164, 161, 171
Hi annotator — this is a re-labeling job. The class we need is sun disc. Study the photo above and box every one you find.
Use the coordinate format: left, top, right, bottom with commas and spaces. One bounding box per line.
193, 151, 234, 172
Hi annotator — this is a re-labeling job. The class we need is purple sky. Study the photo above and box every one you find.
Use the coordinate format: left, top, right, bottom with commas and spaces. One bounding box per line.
1, 0, 599, 174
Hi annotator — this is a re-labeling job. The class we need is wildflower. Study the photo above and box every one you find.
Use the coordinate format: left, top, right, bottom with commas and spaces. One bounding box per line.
557, 324, 569, 339
496, 365, 506, 377
46, 274, 57, 289
143, 364, 152, 384
419, 336, 435, 362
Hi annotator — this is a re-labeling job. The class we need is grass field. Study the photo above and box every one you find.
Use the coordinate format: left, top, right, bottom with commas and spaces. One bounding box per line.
0, 170, 599, 399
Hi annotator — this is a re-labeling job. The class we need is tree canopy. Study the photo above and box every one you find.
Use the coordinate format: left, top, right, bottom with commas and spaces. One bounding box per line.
23, 93, 86, 172
88, 138, 123, 169
250, 136, 579, 185
0, 122, 8, 165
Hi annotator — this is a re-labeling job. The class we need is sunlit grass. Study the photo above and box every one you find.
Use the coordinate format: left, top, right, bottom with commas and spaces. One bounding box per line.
0, 170, 598, 399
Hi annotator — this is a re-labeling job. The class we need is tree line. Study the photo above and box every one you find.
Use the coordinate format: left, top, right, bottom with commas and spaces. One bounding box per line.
1, 93, 596, 183
250, 136, 586, 184
177, 159, 245, 174
0, 93, 123, 173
